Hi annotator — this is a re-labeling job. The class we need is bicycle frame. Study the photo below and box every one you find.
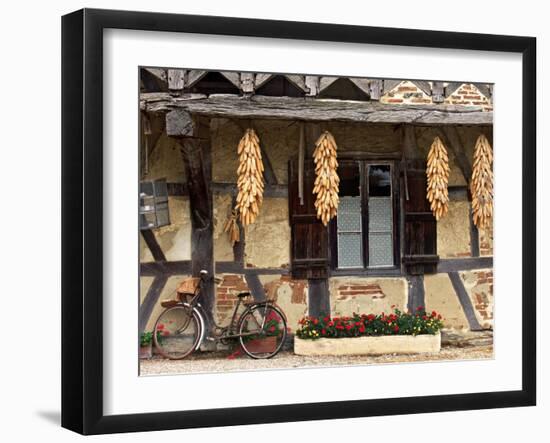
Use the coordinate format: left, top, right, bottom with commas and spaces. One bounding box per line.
183, 276, 273, 342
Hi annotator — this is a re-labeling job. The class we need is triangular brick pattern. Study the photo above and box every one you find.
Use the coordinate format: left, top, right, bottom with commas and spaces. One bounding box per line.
380, 80, 432, 105
445, 83, 492, 111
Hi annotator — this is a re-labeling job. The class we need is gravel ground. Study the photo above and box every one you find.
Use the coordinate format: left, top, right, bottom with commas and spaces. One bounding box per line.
139, 343, 493, 376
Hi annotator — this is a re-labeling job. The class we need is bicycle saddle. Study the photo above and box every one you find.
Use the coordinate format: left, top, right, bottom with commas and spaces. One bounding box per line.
237, 292, 251, 298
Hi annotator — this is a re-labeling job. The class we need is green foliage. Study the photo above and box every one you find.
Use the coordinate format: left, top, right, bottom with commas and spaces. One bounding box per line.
140, 330, 163, 346
296, 307, 444, 340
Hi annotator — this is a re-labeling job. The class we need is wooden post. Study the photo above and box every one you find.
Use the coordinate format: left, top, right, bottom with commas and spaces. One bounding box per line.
167, 111, 215, 333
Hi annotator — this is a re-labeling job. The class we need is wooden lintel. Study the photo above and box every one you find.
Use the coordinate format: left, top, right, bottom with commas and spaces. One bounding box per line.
142, 93, 493, 126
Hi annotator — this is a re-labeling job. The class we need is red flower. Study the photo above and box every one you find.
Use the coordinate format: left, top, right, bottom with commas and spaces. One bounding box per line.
313, 319, 319, 325
393, 325, 399, 332
321, 329, 326, 335
162, 330, 170, 336
355, 322, 361, 327
157, 324, 165, 330
416, 306, 424, 311
437, 314, 442, 320
323, 316, 330, 322
359, 325, 365, 333
269, 326, 276, 332
345, 324, 352, 330
328, 321, 334, 327
367, 314, 375, 321
431, 311, 437, 317
422, 315, 427, 320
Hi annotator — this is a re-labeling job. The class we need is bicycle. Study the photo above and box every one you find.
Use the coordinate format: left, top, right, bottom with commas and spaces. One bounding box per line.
153, 270, 288, 360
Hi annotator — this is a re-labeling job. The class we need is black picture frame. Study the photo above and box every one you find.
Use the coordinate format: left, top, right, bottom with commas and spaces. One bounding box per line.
61, 8, 536, 435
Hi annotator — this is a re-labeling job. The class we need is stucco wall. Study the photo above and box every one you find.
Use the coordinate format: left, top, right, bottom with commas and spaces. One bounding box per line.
140, 196, 192, 262
244, 198, 290, 268
437, 200, 472, 258
424, 273, 469, 331
329, 277, 408, 317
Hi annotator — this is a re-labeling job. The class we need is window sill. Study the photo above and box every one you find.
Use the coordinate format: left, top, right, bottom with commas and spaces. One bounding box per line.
330, 267, 402, 277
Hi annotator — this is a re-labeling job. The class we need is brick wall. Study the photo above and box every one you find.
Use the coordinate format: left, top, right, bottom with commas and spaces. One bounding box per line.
445, 84, 493, 111
380, 80, 432, 105
215, 274, 249, 323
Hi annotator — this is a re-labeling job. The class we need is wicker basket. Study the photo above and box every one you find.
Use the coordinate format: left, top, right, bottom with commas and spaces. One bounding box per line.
176, 277, 200, 295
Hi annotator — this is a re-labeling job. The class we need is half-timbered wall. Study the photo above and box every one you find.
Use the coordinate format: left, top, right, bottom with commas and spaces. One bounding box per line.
139, 118, 493, 334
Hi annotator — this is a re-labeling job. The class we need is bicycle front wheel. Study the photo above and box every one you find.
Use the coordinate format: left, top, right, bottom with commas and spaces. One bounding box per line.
238, 305, 287, 359
153, 305, 202, 359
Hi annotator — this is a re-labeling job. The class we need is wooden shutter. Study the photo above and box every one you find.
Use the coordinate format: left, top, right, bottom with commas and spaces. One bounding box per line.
402, 159, 438, 274
288, 157, 329, 279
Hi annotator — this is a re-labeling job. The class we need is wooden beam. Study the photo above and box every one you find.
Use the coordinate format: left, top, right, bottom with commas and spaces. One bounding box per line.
140, 260, 192, 276
178, 116, 215, 330
437, 257, 493, 272
167, 69, 185, 92
448, 272, 484, 331
349, 78, 372, 96
369, 79, 382, 100
141, 93, 493, 125
383, 79, 402, 94
140, 230, 166, 262
305, 76, 320, 96
308, 279, 330, 317
166, 109, 196, 137
245, 273, 267, 302
406, 275, 425, 313
432, 82, 445, 103
139, 275, 168, 333
241, 73, 255, 95
412, 80, 431, 96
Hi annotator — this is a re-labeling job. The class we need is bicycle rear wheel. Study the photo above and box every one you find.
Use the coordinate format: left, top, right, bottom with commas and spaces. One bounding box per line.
153, 305, 202, 359
238, 304, 287, 359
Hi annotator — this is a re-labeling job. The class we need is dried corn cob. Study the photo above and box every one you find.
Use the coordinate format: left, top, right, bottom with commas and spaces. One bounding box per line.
426, 136, 450, 220
313, 131, 339, 226
470, 134, 493, 229
223, 209, 240, 246
235, 129, 264, 226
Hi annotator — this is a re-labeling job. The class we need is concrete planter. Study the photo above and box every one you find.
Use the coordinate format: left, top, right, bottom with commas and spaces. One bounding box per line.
294, 332, 441, 356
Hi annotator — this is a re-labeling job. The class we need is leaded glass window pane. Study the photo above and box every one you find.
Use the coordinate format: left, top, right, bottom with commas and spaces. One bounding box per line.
337, 196, 362, 268
368, 165, 393, 267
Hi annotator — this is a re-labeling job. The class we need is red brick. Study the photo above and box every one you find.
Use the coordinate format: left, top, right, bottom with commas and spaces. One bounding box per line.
398, 86, 418, 92
386, 98, 403, 103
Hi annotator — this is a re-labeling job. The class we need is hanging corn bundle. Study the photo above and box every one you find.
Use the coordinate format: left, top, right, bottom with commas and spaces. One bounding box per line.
426, 136, 450, 220
470, 134, 494, 229
312, 131, 339, 226
223, 209, 240, 247
235, 128, 264, 226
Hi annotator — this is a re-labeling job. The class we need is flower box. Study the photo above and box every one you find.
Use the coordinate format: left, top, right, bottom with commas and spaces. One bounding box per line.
294, 332, 441, 356
244, 336, 278, 353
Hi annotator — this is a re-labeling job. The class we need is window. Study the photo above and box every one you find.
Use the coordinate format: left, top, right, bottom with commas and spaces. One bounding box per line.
333, 161, 396, 269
